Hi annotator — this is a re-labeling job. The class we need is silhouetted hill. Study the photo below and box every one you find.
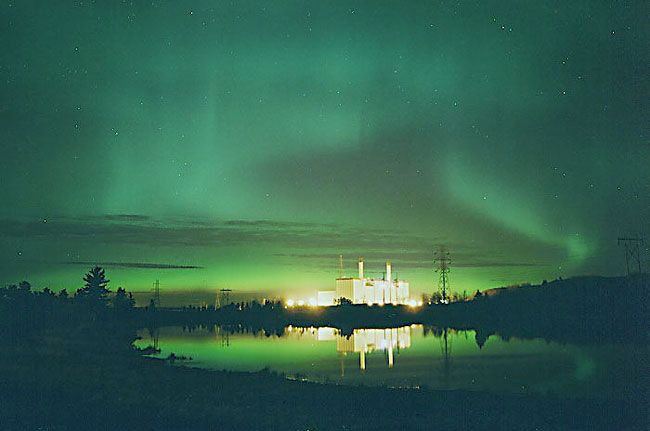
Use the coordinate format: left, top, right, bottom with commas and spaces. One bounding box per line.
425, 274, 649, 344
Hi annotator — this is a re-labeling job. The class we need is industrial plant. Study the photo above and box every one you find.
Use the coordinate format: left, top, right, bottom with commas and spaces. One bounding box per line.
317, 258, 411, 306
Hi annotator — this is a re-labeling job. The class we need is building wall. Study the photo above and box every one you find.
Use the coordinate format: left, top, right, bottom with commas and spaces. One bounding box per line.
336, 277, 410, 305
317, 290, 336, 306
335, 278, 354, 300
395, 280, 410, 304
353, 281, 366, 303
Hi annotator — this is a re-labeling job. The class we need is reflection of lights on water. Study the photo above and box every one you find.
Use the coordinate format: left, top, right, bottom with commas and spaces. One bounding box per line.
330, 326, 414, 370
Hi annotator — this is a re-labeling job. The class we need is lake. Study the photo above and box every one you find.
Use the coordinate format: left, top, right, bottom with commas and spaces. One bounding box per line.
134, 325, 646, 399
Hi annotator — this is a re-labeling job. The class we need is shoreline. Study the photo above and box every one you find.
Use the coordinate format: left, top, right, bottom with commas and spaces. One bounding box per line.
2, 342, 646, 431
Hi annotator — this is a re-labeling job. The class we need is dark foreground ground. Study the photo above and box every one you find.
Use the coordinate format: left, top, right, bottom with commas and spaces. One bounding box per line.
0, 331, 646, 431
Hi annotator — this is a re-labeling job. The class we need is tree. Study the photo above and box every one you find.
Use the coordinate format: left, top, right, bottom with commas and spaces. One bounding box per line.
112, 287, 135, 312
335, 297, 353, 306
78, 266, 111, 306
18, 281, 31, 293
475, 330, 489, 349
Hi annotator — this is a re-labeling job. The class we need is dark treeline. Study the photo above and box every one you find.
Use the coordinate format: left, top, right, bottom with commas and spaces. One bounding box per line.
0, 267, 138, 341
0, 266, 146, 372
2, 269, 647, 347
146, 301, 421, 335
143, 274, 649, 345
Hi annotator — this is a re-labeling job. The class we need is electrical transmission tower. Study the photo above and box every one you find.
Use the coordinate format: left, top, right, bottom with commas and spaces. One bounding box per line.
618, 236, 644, 276
152, 279, 161, 307
218, 288, 232, 308
434, 247, 451, 303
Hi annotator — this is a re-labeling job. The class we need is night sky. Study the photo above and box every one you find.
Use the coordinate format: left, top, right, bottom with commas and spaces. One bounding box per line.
1, 1, 648, 301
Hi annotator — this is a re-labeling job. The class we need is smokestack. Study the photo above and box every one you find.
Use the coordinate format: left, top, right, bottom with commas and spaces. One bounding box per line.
358, 257, 364, 279
386, 261, 391, 283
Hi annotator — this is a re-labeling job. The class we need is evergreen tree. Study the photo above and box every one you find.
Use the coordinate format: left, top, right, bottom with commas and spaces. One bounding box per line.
430, 291, 443, 304
112, 287, 135, 312
18, 281, 31, 292
78, 266, 111, 306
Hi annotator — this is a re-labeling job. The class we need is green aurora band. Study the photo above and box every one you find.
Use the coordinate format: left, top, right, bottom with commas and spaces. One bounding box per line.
1, 1, 648, 303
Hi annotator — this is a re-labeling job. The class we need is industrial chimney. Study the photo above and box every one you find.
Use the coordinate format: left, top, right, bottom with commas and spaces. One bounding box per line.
358, 257, 364, 279
385, 261, 392, 283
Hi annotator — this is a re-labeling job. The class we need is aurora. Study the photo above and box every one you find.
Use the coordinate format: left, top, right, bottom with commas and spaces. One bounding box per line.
1, 1, 647, 301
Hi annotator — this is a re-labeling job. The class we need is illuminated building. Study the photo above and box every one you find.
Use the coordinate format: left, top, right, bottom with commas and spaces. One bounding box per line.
317, 290, 336, 306
332, 258, 410, 305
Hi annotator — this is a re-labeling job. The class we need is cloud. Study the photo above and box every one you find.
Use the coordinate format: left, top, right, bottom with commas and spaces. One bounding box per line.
453, 262, 542, 268
0, 215, 438, 251
273, 251, 542, 271
99, 214, 152, 222
0, 215, 545, 273
223, 219, 337, 229
64, 261, 202, 270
